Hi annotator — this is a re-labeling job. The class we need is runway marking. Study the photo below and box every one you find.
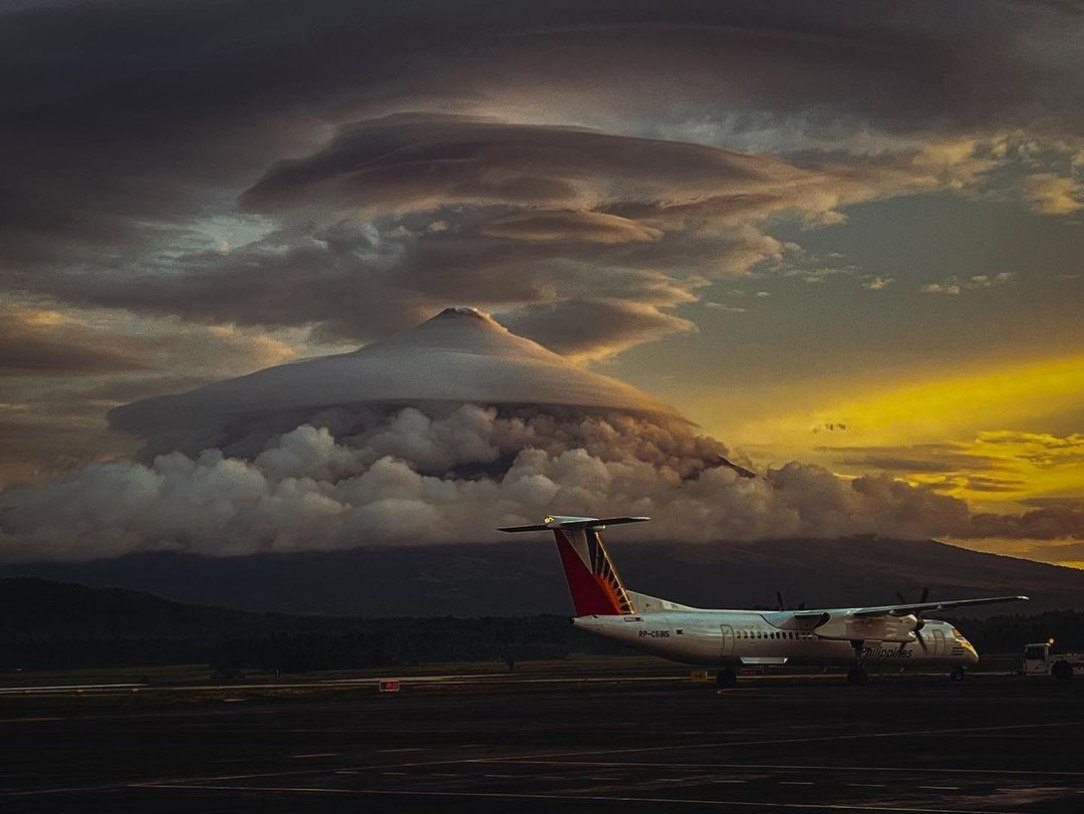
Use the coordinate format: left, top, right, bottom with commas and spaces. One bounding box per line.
2, 784, 127, 797
918, 786, 959, 791
291, 753, 340, 759
378, 747, 423, 753
0, 716, 68, 723
850, 784, 887, 788
497, 759, 1084, 777
781, 781, 814, 786
130, 782, 1015, 812
492, 719, 1084, 763
113, 720, 1084, 793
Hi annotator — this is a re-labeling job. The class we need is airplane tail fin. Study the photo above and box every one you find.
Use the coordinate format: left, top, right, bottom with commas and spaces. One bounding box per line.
499, 516, 646, 616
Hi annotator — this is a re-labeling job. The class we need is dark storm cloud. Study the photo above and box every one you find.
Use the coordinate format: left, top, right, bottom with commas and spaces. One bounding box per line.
969, 500, 1084, 541
240, 114, 780, 216
3, 0, 1082, 344
29, 115, 797, 351
0, 312, 147, 375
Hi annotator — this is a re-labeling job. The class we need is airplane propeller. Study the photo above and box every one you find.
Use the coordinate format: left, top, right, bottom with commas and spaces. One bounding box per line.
896, 588, 930, 651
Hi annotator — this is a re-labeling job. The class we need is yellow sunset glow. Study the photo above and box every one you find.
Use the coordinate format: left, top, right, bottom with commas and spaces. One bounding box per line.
695, 355, 1084, 510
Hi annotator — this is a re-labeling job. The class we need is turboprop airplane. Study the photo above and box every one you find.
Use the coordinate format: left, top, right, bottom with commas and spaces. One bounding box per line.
499, 515, 1028, 686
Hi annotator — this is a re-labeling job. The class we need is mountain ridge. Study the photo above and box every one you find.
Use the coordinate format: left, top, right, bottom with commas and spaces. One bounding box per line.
3, 537, 1079, 618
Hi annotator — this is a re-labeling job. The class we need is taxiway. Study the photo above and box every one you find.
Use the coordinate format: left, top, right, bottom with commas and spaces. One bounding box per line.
2, 674, 1081, 812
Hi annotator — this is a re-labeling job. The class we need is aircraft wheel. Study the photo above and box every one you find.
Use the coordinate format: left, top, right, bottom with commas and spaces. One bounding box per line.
950, 667, 965, 682
716, 669, 738, 688
846, 667, 868, 685
1052, 661, 1073, 680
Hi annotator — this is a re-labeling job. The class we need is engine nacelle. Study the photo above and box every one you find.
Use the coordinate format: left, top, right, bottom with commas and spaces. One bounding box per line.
814, 613, 921, 643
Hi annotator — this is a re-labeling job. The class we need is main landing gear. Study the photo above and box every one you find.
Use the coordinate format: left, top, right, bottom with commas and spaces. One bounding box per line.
846, 666, 869, 685
950, 667, 966, 682
846, 640, 870, 685
716, 668, 738, 688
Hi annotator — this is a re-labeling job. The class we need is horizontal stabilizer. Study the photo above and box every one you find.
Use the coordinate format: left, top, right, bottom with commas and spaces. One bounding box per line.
499, 515, 650, 533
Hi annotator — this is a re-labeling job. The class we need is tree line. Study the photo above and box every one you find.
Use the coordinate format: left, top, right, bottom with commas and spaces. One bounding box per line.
4, 610, 1083, 673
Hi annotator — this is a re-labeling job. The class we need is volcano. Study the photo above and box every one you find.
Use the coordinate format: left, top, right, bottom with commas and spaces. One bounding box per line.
110, 307, 679, 439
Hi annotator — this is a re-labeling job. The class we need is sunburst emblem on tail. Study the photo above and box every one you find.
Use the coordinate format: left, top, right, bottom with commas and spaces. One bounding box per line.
582, 527, 634, 615
499, 515, 647, 616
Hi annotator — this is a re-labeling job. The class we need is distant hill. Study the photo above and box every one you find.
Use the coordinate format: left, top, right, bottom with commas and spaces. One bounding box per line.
2, 536, 1081, 617
0, 578, 266, 641
0, 578, 572, 671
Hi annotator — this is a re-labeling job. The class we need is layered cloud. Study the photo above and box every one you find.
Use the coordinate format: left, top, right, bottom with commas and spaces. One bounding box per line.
4, 1, 1084, 357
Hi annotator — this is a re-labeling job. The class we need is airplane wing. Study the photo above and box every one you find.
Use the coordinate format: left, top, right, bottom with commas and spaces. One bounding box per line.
772, 595, 1028, 640
850, 595, 1029, 617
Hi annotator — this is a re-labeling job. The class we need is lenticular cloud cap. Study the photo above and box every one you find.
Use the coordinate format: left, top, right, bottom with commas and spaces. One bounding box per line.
110, 307, 679, 436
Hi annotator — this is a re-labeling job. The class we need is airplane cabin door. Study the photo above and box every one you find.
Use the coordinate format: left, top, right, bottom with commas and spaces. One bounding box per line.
932, 629, 946, 658
720, 625, 735, 657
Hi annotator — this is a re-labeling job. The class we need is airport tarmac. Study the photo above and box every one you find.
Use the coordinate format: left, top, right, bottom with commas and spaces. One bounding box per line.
2, 674, 1082, 813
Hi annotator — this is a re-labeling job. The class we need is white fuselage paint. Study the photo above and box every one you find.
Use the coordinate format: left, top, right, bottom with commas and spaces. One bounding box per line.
574, 611, 979, 668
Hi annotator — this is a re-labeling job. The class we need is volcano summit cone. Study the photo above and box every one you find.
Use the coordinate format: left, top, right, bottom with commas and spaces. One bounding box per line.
110, 307, 680, 436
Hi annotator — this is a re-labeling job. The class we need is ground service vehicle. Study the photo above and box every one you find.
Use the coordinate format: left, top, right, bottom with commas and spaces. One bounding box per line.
501, 515, 1028, 686
1022, 642, 1084, 679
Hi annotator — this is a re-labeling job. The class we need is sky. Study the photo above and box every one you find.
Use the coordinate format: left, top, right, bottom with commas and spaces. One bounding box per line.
1, 0, 1082, 565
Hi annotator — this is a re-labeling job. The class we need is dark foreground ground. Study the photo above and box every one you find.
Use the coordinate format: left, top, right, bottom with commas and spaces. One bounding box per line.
2, 672, 1083, 813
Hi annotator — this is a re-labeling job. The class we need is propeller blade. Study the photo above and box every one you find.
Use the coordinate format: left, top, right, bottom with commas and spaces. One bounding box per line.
896, 592, 907, 605
919, 587, 930, 604
916, 628, 928, 652
776, 591, 786, 611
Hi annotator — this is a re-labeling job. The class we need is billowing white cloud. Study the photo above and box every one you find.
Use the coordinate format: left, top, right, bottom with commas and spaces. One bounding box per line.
2, 399, 1077, 562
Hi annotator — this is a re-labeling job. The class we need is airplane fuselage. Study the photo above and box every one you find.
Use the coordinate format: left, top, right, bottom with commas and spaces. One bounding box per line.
499, 514, 1021, 682
575, 610, 978, 669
